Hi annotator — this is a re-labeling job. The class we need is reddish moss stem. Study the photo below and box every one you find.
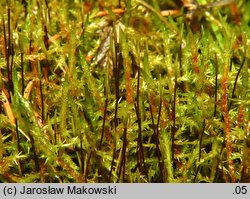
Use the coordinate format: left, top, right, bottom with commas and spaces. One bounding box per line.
222, 73, 235, 182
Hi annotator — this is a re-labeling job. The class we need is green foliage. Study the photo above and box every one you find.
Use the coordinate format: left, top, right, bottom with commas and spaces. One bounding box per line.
0, 0, 249, 182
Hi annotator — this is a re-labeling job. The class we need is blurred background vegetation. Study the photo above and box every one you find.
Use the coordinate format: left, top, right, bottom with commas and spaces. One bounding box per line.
0, 0, 249, 182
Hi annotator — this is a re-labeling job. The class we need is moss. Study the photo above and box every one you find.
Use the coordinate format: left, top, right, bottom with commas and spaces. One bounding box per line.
0, 0, 249, 182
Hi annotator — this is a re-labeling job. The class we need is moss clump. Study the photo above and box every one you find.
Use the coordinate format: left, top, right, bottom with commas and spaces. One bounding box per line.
0, 0, 249, 182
